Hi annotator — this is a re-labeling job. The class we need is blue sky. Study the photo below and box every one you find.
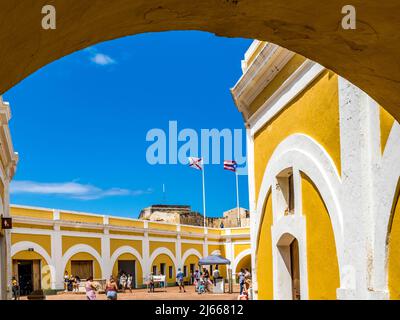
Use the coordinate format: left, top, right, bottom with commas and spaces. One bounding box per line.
4, 31, 252, 218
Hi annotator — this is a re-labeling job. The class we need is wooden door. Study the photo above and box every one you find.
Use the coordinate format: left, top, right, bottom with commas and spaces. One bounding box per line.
71, 260, 93, 280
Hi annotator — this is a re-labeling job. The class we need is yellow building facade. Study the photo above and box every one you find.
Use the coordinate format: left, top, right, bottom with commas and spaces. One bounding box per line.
232, 41, 400, 300
9, 204, 251, 292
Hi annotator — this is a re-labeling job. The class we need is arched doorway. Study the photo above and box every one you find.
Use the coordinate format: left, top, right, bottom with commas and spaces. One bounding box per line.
276, 233, 301, 300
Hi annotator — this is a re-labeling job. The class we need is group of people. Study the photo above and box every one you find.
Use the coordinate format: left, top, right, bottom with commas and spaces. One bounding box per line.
64, 272, 81, 293
193, 267, 221, 294
237, 268, 252, 300
117, 272, 134, 293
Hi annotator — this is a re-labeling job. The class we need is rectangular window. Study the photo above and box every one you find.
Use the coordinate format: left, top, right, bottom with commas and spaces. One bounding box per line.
190, 264, 195, 275
152, 265, 157, 275
183, 266, 187, 277
168, 266, 173, 279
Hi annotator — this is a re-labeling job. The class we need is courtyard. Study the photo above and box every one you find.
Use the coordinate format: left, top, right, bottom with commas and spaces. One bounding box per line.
20, 285, 241, 300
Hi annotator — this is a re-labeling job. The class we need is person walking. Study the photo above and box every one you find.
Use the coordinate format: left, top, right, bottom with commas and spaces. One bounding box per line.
238, 268, 245, 295
85, 276, 97, 300
105, 276, 119, 300
126, 274, 133, 293
11, 277, 20, 300
194, 269, 201, 292
64, 271, 69, 292
148, 272, 155, 293
176, 268, 186, 293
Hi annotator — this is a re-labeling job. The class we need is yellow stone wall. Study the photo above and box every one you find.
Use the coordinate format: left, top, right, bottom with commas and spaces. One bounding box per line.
62, 236, 101, 256
301, 174, 340, 299
388, 190, 400, 299
254, 70, 341, 197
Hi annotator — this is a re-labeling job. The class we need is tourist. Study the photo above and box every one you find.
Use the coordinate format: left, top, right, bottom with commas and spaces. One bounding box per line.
238, 268, 245, 295
158, 272, 164, 289
73, 276, 81, 293
148, 272, 155, 293
202, 268, 210, 291
105, 276, 119, 300
119, 272, 127, 292
126, 274, 133, 293
11, 277, 19, 300
64, 271, 69, 292
244, 268, 252, 290
68, 275, 74, 292
176, 268, 186, 293
194, 269, 200, 292
85, 276, 97, 300
212, 266, 221, 284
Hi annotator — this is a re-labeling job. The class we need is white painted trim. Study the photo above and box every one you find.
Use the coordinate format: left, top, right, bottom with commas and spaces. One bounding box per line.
109, 245, 144, 288
61, 244, 104, 278
249, 61, 325, 136
232, 248, 252, 273
181, 248, 202, 268
11, 241, 56, 288
253, 134, 345, 284
272, 215, 308, 300
210, 250, 221, 256
148, 247, 178, 274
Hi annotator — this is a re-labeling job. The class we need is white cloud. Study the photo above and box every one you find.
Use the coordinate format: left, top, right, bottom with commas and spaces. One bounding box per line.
10, 180, 152, 200
85, 46, 116, 66
90, 53, 116, 66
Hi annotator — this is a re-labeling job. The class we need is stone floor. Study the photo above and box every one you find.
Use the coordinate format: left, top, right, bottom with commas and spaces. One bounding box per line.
21, 285, 240, 300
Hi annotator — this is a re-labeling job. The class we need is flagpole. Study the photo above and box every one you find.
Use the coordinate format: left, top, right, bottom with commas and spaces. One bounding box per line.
235, 171, 240, 227
202, 160, 207, 229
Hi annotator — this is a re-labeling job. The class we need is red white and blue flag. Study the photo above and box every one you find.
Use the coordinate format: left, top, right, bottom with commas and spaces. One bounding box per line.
188, 157, 203, 170
224, 160, 237, 172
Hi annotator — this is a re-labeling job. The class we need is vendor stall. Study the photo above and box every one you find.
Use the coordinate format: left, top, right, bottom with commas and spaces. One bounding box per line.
198, 255, 231, 294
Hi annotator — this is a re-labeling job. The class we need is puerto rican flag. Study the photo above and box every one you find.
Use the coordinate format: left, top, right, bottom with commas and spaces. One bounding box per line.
188, 157, 203, 170
224, 160, 237, 172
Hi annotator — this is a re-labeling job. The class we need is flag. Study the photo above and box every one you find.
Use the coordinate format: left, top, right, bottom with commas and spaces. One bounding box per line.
188, 157, 203, 170
224, 160, 237, 172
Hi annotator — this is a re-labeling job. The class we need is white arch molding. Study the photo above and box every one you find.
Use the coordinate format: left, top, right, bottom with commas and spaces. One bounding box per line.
148, 247, 178, 272
61, 244, 105, 278
232, 248, 252, 273
11, 241, 56, 288
210, 250, 221, 256
181, 248, 202, 268
253, 134, 345, 279
109, 245, 144, 289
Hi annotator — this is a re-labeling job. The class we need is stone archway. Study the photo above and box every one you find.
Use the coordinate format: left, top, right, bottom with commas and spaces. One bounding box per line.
0, 1, 400, 120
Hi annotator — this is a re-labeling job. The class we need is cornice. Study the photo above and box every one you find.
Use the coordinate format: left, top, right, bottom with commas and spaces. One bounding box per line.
231, 43, 295, 121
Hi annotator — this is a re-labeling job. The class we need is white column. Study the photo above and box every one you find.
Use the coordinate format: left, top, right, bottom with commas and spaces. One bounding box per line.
176, 225, 182, 269
203, 228, 208, 257
337, 77, 383, 299
142, 221, 150, 282
101, 216, 111, 280
51, 210, 64, 290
